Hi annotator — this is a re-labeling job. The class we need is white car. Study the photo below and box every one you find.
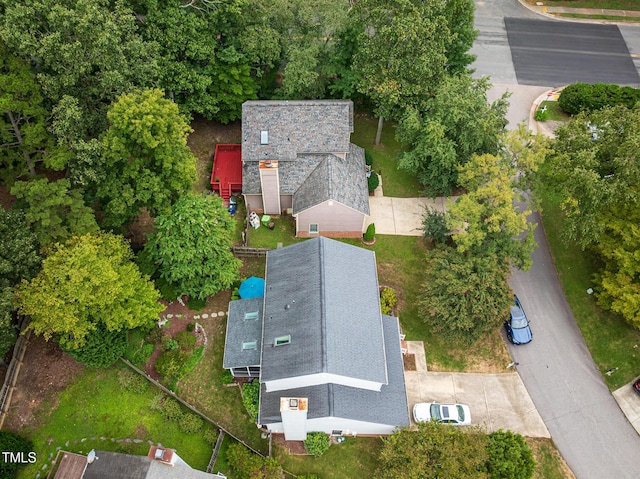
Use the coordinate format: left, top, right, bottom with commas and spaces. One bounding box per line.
413, 402, 471, 425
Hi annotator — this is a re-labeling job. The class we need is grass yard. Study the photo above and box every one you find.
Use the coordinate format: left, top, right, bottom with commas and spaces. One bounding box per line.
528, 437, 576, 479
246, 214, 305, 248
539, 101, 571, 122
274, 437, 382, 479
17, 366, 215, 479
558, 12, 640, 21
351, 112, 422, 198
527, 0, 640, 9
540, 189, 640, 390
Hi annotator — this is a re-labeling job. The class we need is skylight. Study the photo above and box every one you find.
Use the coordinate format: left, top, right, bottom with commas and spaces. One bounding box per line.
244, 311, 259, 320
242, 341, 257, 350
260, 130, 269, 145
274, 335, 291, 346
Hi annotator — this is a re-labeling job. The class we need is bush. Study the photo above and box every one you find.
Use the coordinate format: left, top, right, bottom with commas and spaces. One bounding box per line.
298, 475, 321, 479
62, 326, 127, 368
175, 330, 196, 350
0, 431, 33, 477
486, 430, 535, 479
180, 345, 205, 378
155, 349, 188, 381
219, 369, 235, 385
364, 150, 373, 166
534, 108, 548, 122
367, 171, 379, 192
227, 442, 263, 478
421, 207, 448, 244
187, 295, 207, 311
162, 398, 183, 421
242, 381, 260, 419
178, 411, 203, 434
304, 432, 330, 457
203, 428, 219, 446
148, 392, 165, 411
363, 223, 376, 242
380, 287, 398, 315
186, 322, 195, 332
127, 342, 155, 366
145, 327, 163, 345
116, 368, 149, 394
558, 82, 640, 115
155, 276, 179, 302
162, 337, 179, 352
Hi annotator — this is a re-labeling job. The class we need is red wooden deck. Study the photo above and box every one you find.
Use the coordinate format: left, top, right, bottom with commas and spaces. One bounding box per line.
210, 144, 242, 201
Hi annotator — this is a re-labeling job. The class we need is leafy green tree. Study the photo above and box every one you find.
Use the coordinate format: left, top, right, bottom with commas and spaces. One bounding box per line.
15, 233, 164, 350
448, 153, 535, 270
420, 246, 513, 343
0, 208, 41, 287
486, 430, 535, 479
1, 0, 159, 139
375, 421, 489, 479
0, 287, 17, 358
397, 74, 508, 196
97, 89, 197, 228
60, 325, 127, 368
0, 431, 33, 478
0, 43, 70, 183
421, 207, 448, 245
443, 0, 478, 74
351, 0, 449, 143
227, 442, 283, 479
11, 178, 98, 248
144, 193, 240, 300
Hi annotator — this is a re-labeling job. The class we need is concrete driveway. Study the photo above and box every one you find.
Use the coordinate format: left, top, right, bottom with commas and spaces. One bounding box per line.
613, 380, 640, 435
366, 196, 457, 236
403, 342, 549, 437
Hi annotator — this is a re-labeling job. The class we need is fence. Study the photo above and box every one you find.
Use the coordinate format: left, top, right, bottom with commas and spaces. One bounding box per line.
120, 358, 265, 457
0, 316, 31, 429
232, 246, 271, 258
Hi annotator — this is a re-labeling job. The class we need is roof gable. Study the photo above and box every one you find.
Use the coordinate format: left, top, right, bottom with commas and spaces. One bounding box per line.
242, 100, 353, 162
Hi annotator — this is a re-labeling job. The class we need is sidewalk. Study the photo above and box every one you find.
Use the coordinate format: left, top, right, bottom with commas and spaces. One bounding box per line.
520, 0, 640, 21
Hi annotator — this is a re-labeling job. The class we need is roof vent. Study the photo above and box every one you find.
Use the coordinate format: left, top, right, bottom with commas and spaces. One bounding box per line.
264, 159, 272, 167
289, 398, 298, 409
285, 304, 290, 310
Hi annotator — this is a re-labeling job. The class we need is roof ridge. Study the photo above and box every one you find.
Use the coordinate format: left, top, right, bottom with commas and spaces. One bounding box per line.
319, 237, 328, 374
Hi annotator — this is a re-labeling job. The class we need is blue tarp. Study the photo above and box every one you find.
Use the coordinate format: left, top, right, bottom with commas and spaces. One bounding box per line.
238, 276, 265, 299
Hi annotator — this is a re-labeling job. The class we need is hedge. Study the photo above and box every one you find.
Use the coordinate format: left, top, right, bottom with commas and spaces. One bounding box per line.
558, 83, 640, 115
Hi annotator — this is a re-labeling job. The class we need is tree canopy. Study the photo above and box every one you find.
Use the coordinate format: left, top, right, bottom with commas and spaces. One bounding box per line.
96, 89, 197, 228
15, 233, 164, 349
0, 208, 42, 288
144, 193, 240, 300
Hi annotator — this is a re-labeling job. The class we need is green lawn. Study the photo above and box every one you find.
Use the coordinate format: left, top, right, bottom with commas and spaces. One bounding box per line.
246, 214, 305, 248
351, 113, 422, 198
539, 101, 571, 122
540, 189, 640, 389
18, 366, 215, 479
530, 0, 640, 9
558, 12, 640, 21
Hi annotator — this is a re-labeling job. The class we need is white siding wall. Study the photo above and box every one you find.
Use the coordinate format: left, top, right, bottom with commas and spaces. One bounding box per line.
266, 417, 399, 437
263, 372, 383, 393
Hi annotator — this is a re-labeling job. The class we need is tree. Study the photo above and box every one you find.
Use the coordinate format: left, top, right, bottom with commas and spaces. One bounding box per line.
15, 233, 164, 350
1, 0, 159, 140
226, 442, 282, 479
0, 208, 41, 288
144, 193, 240, 300
11, 178, 98, 248
0, 43, 70, 183
420, 246, 513, 343
351, 0, 449, 143
486, 430, 535, 479
396, 74, 508, 196
375, 422, 489, 479
448, 153, 535, 270
0, 287, 17, 358
0, 431, 33, 478
442, 0, 478, 74
421, 207, 448, 245
97, 89, 197, 228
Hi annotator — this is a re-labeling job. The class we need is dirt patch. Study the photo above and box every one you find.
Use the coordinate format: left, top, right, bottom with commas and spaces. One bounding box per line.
272, 434, 310, 455
3, 335, 84, 434
403, 353, 416, 371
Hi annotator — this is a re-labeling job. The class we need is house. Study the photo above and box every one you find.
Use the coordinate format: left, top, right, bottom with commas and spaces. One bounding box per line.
223, 237, 410, 440
241, 100, 370, 238
52, 447, 226, 479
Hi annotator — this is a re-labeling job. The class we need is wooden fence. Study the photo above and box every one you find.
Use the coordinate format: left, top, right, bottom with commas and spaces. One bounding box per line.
0, 317, 31, 430
232, 246, 271, 258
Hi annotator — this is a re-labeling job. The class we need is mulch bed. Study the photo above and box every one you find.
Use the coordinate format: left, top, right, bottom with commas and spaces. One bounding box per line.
403, 353, 417, 371
272, 434, 310, 455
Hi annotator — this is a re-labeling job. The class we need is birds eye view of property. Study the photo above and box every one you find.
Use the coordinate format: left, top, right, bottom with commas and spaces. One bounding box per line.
2, 0, 640, 478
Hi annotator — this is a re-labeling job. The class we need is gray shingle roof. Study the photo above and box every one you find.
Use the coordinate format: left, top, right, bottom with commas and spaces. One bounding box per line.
223, 297, 264, 369
292, 144, 369, 215
260, 237, 387, 384
242, 153, 323, 195
241, 100, 353, 162
259, 315, 409, 428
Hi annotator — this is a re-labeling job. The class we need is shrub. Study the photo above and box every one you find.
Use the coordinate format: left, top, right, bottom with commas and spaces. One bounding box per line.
186, 322, 195, 332
128, 342, 155, 366
421, 207, 448, 244
304, 432, 330, 457
175, 330, 196, 351
364, 150, 373, 166
219, 369, 235, 385
0, 431, 33, 477
227, 442, 263, 478
367, 171, 379, 192
363, 223, 376, 242
155, 349, 188, 381
62, 326, 127, 368
162, 398, 183, 421
380, 287, 398, 315
162, 337, 179, 352
117, 368, 149, 394
178, 411, 203, 434
148, 392, 165, 411
187, 296, 207, 311
242, 381, 260, 419
486, 430, 535, 479
180, 345, 205, 378
298, 475, 321, 479
534, 108, 547, 122
558, 82, 640, 115
145, 327, 163, 345
203, 428, 219, 446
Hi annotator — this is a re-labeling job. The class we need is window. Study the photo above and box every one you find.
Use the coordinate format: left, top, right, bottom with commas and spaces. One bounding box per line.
260, 130, 269, 145
242, 341, 257, 350
244, 311, 259, 320
309, 224, 319, 235
274, 335, 291, 346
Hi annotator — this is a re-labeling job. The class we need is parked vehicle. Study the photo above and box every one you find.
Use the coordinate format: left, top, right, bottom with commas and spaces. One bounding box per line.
632, 377, 640, 396
413, 402, 471, 425
505, 295, 532, 345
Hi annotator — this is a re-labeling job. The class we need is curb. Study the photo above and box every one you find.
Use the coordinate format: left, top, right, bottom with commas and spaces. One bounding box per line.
529, 86, 565, 137
517, 0, 640, 24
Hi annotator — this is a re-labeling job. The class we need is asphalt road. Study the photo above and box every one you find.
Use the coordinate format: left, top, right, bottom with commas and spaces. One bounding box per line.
472, 2, 640, 478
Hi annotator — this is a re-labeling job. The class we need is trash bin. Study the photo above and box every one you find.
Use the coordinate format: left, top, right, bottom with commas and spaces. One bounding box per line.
261, 215, 271, 225
229, 196, 237, 205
